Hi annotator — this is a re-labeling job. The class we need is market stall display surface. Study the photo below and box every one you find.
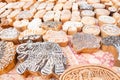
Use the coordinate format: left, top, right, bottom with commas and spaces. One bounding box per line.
0, 0, 120, 80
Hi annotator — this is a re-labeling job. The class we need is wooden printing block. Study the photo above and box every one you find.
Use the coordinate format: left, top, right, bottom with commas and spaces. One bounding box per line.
0, 28, 19, 44
112, 0, 120, 9
30, 1, 41, 10
45, 2, 54, 11
41, 21, 62, 31
113, 12, 120, 21
72, 3, 79, 11
54, 10, 61, 22
27, 18, 42, 30
82, 25, 100, 36
79, 3, 93, 10
0, 41, 16, 75
37, 2, 47, 10
43, 11, 54, 22
43, 30, 68, 47
62, 21, 83, 35
16, 42, 45, 76
104, 1, 113, 9
81, 17, 96, 25
14, 2, 26, 9
13, 19, 29, 32
92, 3, 105, 9
100, 24, 120, 37
81, 10, 95, 17
7, 9, 21, 20
23, 1, 34, 10
34, 9, 46, 19
0, 18, 13, 27
61, 10, 71, 23
63, 1, 72, 10
19, 34, 42, 43
98, 15, 116, 26
94, 9, 110, 18
71, 11, 81, 22
16, 10, 33, 20
18, 29, 45, 43
71, 33, 100, 53
53, 3, 63, 11
16, 42, 67, 78
102, 36, 120, 61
